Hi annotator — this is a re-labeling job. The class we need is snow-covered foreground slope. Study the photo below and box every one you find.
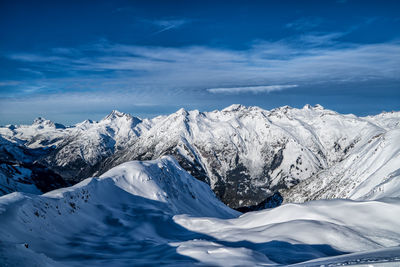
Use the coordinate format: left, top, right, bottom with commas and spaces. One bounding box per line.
0, 156, 238, 266
1, 105, 399, 209
1, 157, 399, 266
174, 198, 400, 265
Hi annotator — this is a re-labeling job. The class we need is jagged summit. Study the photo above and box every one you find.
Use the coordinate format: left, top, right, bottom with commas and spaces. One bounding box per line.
270, 105, 293, 112
221, 104, 267, 114
222, 104, 247, 112
102, 110, 142, 130
33, 117, 65, 129
313, 103, 324, 110
33, 117, 54, 125
302, 104, 325, 110
104, 110, 133, 120
174, 107, 189, 116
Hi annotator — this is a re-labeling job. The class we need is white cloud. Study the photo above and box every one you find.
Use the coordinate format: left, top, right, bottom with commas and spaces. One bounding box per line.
152, 19, 189, 29
286, 17, 323, 31
0, 81, 21, 87
207, 85, 298, 94
4, 38, 400, 99
8, 53, 64, 62
141, 18, 191, 37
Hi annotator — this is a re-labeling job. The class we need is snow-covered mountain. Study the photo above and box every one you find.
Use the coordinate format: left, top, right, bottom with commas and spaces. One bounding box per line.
0, 136, 68, 195
1, 157, 399, 266
1, 105, 399, 208
282, 128, 400, 203
0, 111, 146, 182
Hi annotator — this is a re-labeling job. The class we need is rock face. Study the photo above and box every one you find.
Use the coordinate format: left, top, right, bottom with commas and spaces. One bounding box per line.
1, 105, 399, 208
0, 136, 68, 195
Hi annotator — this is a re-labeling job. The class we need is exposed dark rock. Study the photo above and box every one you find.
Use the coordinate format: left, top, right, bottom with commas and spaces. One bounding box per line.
236, 192, 284, 212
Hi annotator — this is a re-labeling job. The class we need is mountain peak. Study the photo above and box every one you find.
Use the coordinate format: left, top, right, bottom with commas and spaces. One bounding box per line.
175, 108, 188, 116
222, 104, 247, 112
33, 117, 65, 129
314, 104, 324, 110
302, 104, 325, 111
271, 105, 293, 113
33, 117, 48, 124
104, 110, 133, 120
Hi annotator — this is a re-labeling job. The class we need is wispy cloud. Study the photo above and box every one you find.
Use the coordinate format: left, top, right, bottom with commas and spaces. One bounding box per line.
6, 38, 400, 90
19, 68, 44, 76
152, 19, 189, 29
0, 81, 21, 87
297, 32, 344, 46
8, 53, 65, 62
3, 36, 400, 118
207, 85, 298, 94
144, 18, 190, 37
286, 17, 323, 31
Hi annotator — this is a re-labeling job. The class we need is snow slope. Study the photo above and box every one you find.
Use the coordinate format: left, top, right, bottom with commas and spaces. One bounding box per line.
282, 128, 400, 203
174, 197, 400, 266
0, 157, 399, 266
0, 156, 238, 266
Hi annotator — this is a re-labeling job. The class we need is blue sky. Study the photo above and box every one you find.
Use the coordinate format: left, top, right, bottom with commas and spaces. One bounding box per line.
0, 0, 399, 125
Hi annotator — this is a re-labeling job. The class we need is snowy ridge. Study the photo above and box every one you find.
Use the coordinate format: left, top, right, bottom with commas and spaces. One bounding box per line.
0, 157, 238, 266
1, 105, 399, 208
282, 128, 400, 203
0, 157, 399, 266
174, 197, 400, 266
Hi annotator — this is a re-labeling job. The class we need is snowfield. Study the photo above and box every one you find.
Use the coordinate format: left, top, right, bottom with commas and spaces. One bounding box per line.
0, 156, 399, 266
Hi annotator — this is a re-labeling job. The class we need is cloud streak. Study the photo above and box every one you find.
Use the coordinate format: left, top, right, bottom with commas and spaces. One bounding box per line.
207, 85, 298, 94
144, 18, 190, 37
286, 17, 323, 31
2, 35, 399, 123
6, 38, 399, 95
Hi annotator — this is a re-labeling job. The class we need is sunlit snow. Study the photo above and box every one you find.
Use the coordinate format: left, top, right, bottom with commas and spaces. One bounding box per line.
1, 156, 399, 266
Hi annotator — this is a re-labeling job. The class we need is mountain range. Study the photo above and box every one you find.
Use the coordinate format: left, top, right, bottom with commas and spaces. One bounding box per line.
1, 104, 399, 209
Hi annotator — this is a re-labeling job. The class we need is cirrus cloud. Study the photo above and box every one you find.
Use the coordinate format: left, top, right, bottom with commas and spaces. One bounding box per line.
2, 35, 400, 124
207, 85, 298, 94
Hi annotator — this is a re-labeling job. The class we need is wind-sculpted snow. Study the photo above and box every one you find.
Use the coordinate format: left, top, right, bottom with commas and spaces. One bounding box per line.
174, 198, 400, 266
0, 158, 399, 266
0, 157, 238, 266
1, 105, 399, 209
